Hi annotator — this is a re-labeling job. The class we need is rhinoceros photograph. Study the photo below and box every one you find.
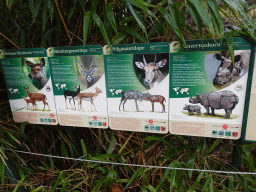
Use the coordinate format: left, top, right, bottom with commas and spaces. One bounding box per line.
189, 90, 239, 118
205, 50, 251, 89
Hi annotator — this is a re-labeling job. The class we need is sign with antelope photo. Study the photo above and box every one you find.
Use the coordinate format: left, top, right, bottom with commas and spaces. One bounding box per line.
169, 38, 253, 139
104, 43, 169, 133
0, 48, 58, 125
47, 46, 108, 128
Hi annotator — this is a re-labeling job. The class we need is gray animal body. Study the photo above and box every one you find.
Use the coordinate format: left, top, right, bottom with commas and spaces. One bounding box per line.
119, 90, 143, 111
213, 50, 250, 85
189, 90, 239, 118
183, 104, 201, 115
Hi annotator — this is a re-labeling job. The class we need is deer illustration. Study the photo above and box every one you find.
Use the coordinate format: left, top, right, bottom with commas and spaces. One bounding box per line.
135, 54, 167, 88
77, 57, 101, 88
77, 87, 102, 112
63, 85, 81, 110
24, 87, 49, 111
142, 92, 166, 112
26, 58, 48, 89
23, 96, 37, 110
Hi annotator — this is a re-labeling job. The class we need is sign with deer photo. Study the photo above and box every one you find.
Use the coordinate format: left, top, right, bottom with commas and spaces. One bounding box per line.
0, 48, 58, 125
104, 43, 169, 133
169, 38, 252, 139
47, 46, 108, 128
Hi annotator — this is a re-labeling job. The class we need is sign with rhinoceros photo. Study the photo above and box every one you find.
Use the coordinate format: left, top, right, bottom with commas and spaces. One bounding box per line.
104, 43, 169, 133
0, 48, 58, 125
169, 38, 252, 139
47, 45, 108, 128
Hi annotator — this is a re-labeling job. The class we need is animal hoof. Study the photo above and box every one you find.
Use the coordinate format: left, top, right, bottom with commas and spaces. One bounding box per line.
204, 113, 209, 115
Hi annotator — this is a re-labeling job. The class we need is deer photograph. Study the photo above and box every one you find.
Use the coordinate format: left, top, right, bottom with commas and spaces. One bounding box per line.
23, 96, 37, 110
24, 87, 49, 111
77, 56, 102, 88
134, 53, 169, 89
63, 85, 81, 110
25, 58, 48, 89
142, 92, 166, 113
77, 87, 102, 112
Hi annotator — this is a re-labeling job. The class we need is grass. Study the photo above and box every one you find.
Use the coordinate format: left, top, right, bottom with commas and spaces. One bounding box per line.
181, 111, 240, 119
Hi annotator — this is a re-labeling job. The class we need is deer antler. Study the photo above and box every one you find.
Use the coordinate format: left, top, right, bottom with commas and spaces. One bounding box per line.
89, 57, 95, 71
77, 59, 87, 71
143, 55, 148, 66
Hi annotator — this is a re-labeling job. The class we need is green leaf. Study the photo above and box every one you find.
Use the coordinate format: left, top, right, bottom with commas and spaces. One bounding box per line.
206, 139, 221, 154
92, 12, 111, 46
126, 2, 148, 40
243, 147, 255, 172
48, 0, 54, 19
224, 32, 234, 64
111, 32, 127, 45
80, 139, 87, 156
83, 11, 91, 46
189, 0, 214, 37
6, 0, 13, 10
105, 3, 117, 34
107, 133, 117, 154
193, 171, 204, 190
124, 0, 156, 8
155, 164, 172, 191
119, 25, 147, 43
52, 171, 63, 191
124, 167, 143, 189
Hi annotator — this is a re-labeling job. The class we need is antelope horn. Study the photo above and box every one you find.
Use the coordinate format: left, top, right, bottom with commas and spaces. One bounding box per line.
89, 57, 95, 70
143, 55, 147, 66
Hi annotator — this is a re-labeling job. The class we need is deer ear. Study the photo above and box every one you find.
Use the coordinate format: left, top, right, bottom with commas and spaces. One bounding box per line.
91, 68, 97, 74
26, 61, 34, 68
79, 69, 87, 76
156, 59, 167, 68
213, 53, 224, 60
135, 62, 145, 69
234, 55, 242, 63
40, 58, 45, 67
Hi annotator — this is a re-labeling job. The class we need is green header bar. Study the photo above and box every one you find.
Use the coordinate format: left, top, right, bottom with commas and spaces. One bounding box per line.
47, 45, 102, 57
106, 42, 169, 55
182, 37, 251, 52
0, 48, 46, 58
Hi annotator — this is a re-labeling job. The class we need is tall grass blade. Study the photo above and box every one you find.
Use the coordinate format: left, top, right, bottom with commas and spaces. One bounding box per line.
124, 167, 143, 190
83, 11, 91, 46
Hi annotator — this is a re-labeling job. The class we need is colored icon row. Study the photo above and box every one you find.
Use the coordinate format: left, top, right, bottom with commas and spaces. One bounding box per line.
40, 118, 56, 123
145, 125, 166, 131
212, 130, 238, 137
89, 121, 107, 126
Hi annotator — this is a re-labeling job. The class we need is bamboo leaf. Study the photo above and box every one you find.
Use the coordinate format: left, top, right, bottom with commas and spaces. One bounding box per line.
206, 139, 221, 154
92, 12, 111, 46
119, 25, 147, 43
224, 32, 234, 64
126, 2, 148, 40
83, 11, 91, 46
107, 133, 117, 154
124, 167, 143, 189
105, 3, 117, 34
243, 147, 255, 172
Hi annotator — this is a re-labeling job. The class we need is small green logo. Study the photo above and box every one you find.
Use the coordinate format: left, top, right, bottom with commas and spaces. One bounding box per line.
155, 126, 160, 131
48, 119, 52, 123
89, 121, 93, 126
145, 125, 149, 130
40, 118, 44, 122
225, 131, 231, 136
98, 122, 102, 126
212, 130, 218, 135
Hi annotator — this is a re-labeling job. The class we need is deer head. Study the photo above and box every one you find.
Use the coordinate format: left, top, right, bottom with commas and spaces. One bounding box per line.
78, 57, 98, 83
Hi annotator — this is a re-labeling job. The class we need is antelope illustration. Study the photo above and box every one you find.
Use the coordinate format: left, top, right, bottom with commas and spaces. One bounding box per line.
63, 85, 81, 110
24, 87, 49, 110
135, 54, 167, 88
26, 58, 48, 89
142, 92, 166, 112
78, 57, 101, 88
23, 96, 37, 110
77, 87, 102, 112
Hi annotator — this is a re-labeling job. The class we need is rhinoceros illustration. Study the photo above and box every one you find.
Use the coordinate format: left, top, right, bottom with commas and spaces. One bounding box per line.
189, 90, 239, 118
183, 104, 201, 115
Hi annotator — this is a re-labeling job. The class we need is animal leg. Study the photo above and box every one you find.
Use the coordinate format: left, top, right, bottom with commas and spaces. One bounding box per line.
135, 99, 139, 111
73, 98, 76, 110
223, 109, 232, 118
161, 102, 165, 113
204, 106, 210, 115
123, 99, 127, 111
91, 100, 97, 112
211, 108, 215, 116
119, 99, 123, 111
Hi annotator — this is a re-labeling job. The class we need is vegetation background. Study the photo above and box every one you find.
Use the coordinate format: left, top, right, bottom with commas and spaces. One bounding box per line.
1, 0, 256, 191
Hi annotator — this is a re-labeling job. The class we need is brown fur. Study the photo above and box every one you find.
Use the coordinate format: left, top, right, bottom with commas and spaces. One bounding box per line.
24, 87, 50, 110
77, 87, 102, 112
23, 96, 37, 110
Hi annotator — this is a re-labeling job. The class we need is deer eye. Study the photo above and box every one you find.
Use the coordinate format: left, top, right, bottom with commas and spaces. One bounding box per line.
36, 69, 40, 71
